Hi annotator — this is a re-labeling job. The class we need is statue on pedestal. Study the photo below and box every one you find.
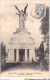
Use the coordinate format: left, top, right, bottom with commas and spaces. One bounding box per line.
14, 4, 28, 29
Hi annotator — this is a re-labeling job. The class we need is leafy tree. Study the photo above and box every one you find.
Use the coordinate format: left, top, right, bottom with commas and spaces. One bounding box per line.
39, 8, 49, 70
1, 42, 6, 68
40, 7, 49, 53
40, 7, 49, 35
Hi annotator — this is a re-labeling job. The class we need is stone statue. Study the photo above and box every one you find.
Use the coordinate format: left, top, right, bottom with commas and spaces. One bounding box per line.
14, 4, 28, 29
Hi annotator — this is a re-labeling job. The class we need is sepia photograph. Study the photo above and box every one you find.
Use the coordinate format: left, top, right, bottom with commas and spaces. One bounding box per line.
0, 0, 50, 77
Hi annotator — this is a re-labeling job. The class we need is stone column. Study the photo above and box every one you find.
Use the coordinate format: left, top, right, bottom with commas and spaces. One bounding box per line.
29, 49, 32, 62
25, 49, 28, 62
33, 49, 36, 61
8, 49, 14, 61
29, 49, 36, 62
16, 49, 19, 62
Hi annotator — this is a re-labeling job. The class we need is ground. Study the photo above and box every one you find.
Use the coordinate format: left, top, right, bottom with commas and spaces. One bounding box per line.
1, 61, 48, 72
0, 62, 49, 77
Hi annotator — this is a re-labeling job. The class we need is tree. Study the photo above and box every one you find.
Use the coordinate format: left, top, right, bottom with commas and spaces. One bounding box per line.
41, 7, 49, 53
1, 42, 6, 69
40, 7, 49, 35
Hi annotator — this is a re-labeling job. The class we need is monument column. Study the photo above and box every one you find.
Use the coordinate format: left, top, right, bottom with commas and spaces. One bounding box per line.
8, 49, 14, 61
29, 49, 32, 62
16, 49, 19, 62
25, 49, 28, 62
33, 49, 36, 61
29, 49, 36, 62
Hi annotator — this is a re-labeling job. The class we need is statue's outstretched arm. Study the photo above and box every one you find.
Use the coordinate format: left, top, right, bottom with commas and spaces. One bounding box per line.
16, 13, 20, 15
24, 4, 28, 14
14, 5, 20, 13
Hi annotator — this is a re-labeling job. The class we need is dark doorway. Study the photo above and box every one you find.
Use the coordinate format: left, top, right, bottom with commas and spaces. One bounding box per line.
14, 49, 16, 62
19, 49, 25, 62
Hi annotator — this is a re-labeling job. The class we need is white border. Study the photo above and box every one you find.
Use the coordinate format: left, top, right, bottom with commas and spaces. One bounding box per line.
49, 1, 50, 75
0, 77, 50, 80
0, 0, 1, 73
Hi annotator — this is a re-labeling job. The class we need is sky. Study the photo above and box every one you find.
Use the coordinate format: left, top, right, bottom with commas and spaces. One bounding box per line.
0, 0, 49, 49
